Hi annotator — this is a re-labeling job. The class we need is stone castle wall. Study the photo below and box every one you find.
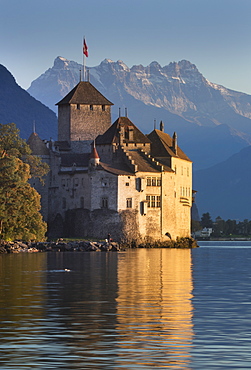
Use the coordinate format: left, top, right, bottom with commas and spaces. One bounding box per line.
58, 104, 111, 142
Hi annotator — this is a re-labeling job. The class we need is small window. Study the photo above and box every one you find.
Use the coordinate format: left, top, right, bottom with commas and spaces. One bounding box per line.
74, 178, 79, 187
125, 182, 129, 186
147, 177, 151, 186
126, 198, 132, 208
101, 197, 108, 208
61, 179, 66, 187
146, 195, 151, 207
146, 195, 161, 208
77, 104, 80, 110
156, 196, 161, 207
102, 105, 105, 111
90, 105, 93, 111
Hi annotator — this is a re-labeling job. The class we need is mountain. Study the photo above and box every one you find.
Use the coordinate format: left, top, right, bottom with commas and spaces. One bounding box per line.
193, 145, 251, 221
0, 64, 57, 139
27, 57, 251, 170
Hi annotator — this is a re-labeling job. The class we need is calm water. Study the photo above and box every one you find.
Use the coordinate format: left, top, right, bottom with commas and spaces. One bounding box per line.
1, 242, 251, 369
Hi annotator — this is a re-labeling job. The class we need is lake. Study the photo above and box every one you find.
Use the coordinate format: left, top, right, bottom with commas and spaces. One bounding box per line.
1, 242, 251, 369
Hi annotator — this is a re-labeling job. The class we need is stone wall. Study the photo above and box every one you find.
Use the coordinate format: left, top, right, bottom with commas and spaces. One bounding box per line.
48, 208, 140, 241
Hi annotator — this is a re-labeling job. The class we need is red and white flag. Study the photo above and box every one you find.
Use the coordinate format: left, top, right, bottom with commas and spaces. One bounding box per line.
83, 38, 88, 57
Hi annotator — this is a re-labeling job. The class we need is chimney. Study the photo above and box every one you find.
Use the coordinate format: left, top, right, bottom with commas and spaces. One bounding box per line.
160, 120, 164, 132
172, 132, 177, 154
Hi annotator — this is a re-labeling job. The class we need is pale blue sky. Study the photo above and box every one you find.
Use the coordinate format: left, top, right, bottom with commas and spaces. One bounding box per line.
1, 0, 251, 93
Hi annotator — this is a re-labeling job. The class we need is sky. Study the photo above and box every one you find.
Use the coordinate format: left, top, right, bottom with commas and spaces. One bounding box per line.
1, 0, 251, 93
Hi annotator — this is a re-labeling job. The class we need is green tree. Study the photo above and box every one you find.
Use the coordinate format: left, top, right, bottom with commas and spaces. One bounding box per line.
200, 212, 213, 228
0, 123, 48, 241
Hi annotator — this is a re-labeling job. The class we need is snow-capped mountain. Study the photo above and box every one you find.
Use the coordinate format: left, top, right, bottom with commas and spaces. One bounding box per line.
27, 57, 251, 170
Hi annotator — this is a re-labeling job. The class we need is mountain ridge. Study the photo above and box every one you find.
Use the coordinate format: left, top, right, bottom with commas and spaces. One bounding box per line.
27, 56, 251, 170
0, 64, 57, 139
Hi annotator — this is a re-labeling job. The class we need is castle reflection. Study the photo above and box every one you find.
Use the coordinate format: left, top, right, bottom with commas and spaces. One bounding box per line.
115, 249, 194, 368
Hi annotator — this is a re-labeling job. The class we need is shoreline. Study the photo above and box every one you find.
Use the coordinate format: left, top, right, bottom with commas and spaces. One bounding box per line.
0, 237, 198, 253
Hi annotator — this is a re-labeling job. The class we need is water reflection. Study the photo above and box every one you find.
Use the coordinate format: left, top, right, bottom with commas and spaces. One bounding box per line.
0, 254, 47, 369
0, 250, 194, 369
116, 249, 194, 368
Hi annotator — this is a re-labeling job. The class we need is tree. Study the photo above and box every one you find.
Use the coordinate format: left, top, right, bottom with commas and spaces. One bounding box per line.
0, 123, 48, 241
200, 212, 213, 228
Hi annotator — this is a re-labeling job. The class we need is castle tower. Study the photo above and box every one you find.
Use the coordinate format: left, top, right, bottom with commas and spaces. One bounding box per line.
56, 81, 113, 144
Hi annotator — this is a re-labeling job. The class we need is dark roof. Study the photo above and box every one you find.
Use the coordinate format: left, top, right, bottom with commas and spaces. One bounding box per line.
60, 153, 90, 167
56, 81, 113, 106
128, 151, 159, 172
96, 116, 151, 145
99, 161, 134, 176
147, 129, 191, 162
55, 141, 71, 151
27, 132, 49, 155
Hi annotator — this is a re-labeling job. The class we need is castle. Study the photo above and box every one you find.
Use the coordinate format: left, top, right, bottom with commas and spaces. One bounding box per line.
28, 81, 193, 242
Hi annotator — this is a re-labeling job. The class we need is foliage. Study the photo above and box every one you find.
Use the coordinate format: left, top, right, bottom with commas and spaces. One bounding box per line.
199, 212, 251, 237
200, 212, 213, 228
191, 219, 201, 233
0, 123, 48, 241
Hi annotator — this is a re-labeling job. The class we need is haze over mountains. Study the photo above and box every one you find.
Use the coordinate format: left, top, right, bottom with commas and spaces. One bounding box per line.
1, 57, 251, 220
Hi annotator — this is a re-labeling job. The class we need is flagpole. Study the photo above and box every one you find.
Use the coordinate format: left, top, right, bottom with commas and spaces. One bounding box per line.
83, 37, 88, 81
83, 36, 85, 81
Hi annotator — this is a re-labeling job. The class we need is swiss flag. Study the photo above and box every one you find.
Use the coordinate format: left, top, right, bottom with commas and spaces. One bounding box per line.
83, 38, 88, 57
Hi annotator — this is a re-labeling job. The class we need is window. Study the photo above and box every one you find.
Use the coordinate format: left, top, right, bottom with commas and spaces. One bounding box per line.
102, 105, 105, 111
77, 104, 80, 110
146, 195, 161, 208
74, 178, 79, 187
146, 177, 161, 186
125, 182, 129, 186
61, 179, 66, 187
101, 178, 108, 187
156, 196, 161, 207
62, 197, 66, 209
126, 198, 132, 208
101, 197, 108, 208
90, 105, 93, 111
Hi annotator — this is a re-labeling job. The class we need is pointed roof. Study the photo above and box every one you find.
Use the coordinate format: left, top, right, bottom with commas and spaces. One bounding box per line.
27, 132, 49, 155
96, 116, 151, 145
90, 146, 100, 159
56, 81, 113, 106
147, 129, 191, 162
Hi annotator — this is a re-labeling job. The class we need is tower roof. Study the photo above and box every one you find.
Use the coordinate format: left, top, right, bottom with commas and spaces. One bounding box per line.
90, 146, 100, 159
27, 132, 49, 155
96, 116, 151, 145
56, 81, 113, 106
147, 129, 191, 162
